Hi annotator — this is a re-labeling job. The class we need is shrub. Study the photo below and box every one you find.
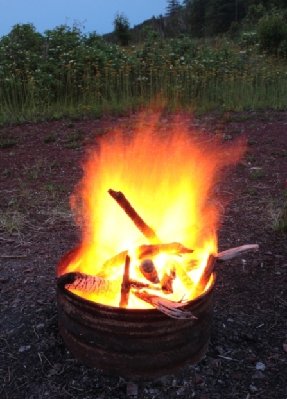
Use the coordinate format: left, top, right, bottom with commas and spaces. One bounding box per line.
257, 13, 287, 54
240, 31, 258, 47
278, 39, 287, 58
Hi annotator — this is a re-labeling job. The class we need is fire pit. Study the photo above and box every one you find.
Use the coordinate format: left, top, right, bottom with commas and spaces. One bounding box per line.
56, 113, 258, 378
57, 246, 215, 379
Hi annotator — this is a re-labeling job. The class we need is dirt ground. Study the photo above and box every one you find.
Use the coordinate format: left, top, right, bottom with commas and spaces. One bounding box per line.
0, 111, 286, 399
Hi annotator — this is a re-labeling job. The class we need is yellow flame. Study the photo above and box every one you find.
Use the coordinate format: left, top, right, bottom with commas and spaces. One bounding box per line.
60, 112, 245, 308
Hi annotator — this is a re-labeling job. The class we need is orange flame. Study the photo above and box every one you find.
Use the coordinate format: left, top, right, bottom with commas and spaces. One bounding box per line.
61, 112, 245, 308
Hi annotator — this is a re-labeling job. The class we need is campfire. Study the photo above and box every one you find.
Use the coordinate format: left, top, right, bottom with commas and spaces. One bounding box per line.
56, 113, 258, 377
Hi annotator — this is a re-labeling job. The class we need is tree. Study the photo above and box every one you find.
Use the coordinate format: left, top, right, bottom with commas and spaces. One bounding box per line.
166, 0, 182, 17
187, 0, 209, 37
205, 0, 247, 35
1, 24, 44, 70
257, 12, 287, 54
113, 13, 131, 46
165, 0, 184, 37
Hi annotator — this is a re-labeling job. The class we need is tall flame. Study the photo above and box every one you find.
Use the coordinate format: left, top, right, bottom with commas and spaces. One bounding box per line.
62, 112, 245, 308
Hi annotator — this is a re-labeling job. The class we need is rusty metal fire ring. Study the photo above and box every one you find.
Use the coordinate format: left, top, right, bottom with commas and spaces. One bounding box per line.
57, 248, 215, 380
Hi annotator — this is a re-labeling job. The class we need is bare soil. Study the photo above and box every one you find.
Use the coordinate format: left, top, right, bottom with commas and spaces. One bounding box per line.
0, 111, 287, 399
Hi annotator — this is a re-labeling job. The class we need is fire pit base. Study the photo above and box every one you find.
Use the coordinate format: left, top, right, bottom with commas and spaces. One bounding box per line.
57, 276, 215, 380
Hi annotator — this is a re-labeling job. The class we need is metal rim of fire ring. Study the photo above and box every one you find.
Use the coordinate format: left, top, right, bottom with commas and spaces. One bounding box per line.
57, 246, 216, 379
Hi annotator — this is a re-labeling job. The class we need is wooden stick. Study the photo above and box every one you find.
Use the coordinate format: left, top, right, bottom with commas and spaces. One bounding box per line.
137, 242, 193, 259
161, 268, 176, 294
216, 244, 259, 262
108, 189, 160, 243
133, 290, 197, 320
119, 255, 131, 308
57, 272, 110, 293
191, 254, 216, 298
129, 280, 161, 290
139, 259, 160, 283
57, 272, 159, 293
198, 254, 216, 288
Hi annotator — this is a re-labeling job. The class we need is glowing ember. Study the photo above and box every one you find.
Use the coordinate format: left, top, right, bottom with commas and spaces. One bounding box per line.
58, 112, 245, 309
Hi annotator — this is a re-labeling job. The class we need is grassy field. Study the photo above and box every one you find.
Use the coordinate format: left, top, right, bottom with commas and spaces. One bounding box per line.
1, 25, 287, 124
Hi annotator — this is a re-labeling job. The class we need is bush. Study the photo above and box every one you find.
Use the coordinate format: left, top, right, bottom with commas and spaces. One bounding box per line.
240, 31, 258, 47
278, 39, 287, 58
257, 13, 287, 54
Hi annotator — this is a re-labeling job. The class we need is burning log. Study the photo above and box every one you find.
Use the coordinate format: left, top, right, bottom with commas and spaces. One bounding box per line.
57, 272, 110, 293
193, 244, 259, 296
198, 254, 216, 288
161, 268, 176, 294
57, 271, 159, 297
129, 280, 160, 290
133, 290, 197, 320
119, 255, 131, 308
108, 189, 160, 243
139, 259, 160, 283
216, 244, 259, 262
137, 242, 193, 259
192, 255, 216, 298
103, 241, 193, 273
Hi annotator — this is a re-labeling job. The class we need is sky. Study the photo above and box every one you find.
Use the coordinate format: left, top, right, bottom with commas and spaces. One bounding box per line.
0, 0, 169, 37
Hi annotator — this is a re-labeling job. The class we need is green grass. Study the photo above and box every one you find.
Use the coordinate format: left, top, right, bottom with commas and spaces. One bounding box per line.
269, 201, 287, 233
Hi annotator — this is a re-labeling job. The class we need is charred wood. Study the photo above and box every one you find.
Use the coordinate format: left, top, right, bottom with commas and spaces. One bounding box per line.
119, 255, 131, 308
57, 272, 110, 293
133, 290, 197, 320
216, 244, 259, 262
197, 254, 216, 289
139, 259, 160, 283
161, 268, 176, 294
137, 242, 193, 259
108, 189, 160, 243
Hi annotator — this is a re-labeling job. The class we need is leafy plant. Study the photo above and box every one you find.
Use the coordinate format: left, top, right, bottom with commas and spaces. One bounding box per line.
1, 22, 287, 122
269, 200, 287, 233
257, 13, 287, 54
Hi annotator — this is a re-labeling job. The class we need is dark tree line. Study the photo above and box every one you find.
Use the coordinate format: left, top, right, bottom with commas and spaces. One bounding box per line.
107, 0, 287, 45
164, 0, 287, 37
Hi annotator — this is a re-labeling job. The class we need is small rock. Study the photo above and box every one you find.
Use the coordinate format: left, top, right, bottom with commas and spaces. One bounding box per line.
283, 343, 287, 353
249, 384, 258, 393
36, 323, 45, 329
256, 361, 266, 371
19, 345, 31, 353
